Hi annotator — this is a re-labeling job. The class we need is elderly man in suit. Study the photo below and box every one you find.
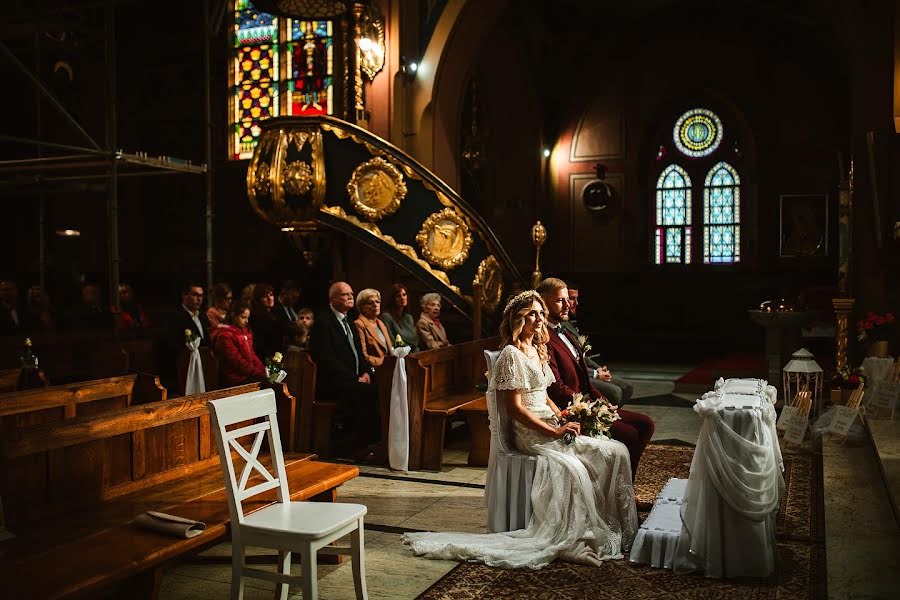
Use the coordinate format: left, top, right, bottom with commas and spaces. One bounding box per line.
537, 277, 653, 479
416, 292, 450, 350
310, 281, 380, 457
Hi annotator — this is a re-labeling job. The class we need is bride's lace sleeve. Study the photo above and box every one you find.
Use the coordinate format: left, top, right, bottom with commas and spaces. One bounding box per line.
490, 345, 527, 392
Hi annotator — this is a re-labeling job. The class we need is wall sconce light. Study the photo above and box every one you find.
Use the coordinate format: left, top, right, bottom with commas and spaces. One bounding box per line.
400, 56, 418, 79
55, 229, 81, 237
356, 3, 385, 80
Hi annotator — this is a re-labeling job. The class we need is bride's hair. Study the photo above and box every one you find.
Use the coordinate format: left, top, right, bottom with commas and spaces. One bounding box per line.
499, 290, 549, 363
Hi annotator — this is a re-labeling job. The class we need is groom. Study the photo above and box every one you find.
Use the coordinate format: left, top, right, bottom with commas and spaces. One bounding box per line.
537, 278, 654, 478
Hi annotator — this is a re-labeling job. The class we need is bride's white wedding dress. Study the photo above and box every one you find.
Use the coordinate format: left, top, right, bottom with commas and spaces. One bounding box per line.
403, 344, 637, 569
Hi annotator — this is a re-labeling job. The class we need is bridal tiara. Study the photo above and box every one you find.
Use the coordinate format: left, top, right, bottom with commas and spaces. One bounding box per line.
503, 290, 539, 315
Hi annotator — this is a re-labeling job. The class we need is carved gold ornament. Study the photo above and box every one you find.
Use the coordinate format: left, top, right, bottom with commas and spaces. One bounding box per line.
254, 163, 272, 197
346, 157, 407, 221
284, 161, 314, 196
416, 208, 473, 270
473, 255, 503, 312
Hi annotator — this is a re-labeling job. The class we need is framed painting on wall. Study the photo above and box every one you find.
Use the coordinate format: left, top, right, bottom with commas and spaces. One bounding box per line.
779, 194, 828, 257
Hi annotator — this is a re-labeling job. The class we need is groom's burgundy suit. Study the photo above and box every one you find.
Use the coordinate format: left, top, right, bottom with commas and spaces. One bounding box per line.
545, 325, 654, 478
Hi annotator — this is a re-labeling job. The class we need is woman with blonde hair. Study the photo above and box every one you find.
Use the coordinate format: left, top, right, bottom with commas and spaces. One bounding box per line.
404, 290, 637, 569
353, 288, 393, 369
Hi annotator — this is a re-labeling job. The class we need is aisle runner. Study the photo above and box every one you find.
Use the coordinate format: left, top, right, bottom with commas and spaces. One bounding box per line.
416, 444, 826, 600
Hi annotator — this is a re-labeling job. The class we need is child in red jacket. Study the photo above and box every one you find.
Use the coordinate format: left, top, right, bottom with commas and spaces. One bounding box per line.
215, 303, 266, 386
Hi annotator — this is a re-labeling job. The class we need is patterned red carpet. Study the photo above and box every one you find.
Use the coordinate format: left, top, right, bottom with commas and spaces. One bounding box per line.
417, 443, 826, 600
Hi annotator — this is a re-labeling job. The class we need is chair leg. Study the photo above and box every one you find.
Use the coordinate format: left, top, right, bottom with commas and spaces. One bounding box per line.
276, 550, 292, 600
351, 519, 368, 600
231, 544, 245, 600
300, 546, 318, 599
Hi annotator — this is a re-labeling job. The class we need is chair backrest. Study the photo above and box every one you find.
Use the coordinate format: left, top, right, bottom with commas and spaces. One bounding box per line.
208, 389, 290, 526
484, 349, 518, 454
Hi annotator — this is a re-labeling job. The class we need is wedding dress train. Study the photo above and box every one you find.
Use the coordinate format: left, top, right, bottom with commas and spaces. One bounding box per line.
403, 345, 637, 569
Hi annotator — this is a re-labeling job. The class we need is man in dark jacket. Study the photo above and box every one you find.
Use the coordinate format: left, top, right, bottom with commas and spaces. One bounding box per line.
309, 281, 379, 453
160, 282, 210, 390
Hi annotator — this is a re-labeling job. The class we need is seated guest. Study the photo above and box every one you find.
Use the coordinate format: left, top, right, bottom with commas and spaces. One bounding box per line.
274, 280, 300, 324
380, 283, 419, 352
353, 288, 393, 369
0, 279, 21, 334
171, 282, 210, 348
297, 307, 314, 330
309, 281, 379, 455
24, 285, 56, 331
537, 277, 653, 479
240, 283, 256, 306
215, 303, 266, 387
206, 283, 233, 339
249, 283, 283, 362
416, 292, 450, 350
284, 321, 310, 352
70, 283, 113, 330
562, 283, 633, 406
116, 283, 151, 329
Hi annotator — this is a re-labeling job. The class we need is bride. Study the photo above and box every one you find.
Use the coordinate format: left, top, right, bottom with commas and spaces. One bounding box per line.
403, 290, 637, 569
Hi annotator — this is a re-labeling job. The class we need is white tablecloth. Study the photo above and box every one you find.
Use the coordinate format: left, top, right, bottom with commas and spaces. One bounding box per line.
629, 478, 688, 569
862, 356, 896, 409
675, 379, 784, 578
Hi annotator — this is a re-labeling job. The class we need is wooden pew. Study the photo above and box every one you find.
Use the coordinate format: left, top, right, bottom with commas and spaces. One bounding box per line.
284, 349, 337, 456
0, 367, 50, 392
0, 382, 357, 599
400, 337, 498, 470
0, 331, 133, 383
0, 372, 166, 432
174, 346, 220, 395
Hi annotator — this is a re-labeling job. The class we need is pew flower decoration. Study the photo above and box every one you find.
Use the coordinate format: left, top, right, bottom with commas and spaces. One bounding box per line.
856, 311, 895, 342
558, 392, 620, 444
265, 352, 287, 384
394, 334, 408, 348
20, 337, 38, 369
184, 329, 197, 344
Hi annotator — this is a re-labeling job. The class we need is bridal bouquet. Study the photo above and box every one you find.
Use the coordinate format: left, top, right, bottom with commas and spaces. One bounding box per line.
265, 352, 287, 384
558, 392, 620, 444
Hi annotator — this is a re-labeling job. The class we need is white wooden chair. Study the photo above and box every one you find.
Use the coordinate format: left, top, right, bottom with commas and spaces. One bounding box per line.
483, 349, 539, 532
208, 389, 368, 599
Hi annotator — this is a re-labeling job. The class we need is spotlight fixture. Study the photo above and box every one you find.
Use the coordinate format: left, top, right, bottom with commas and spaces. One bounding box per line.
542, 148, 551, 158
400, 56, 418, 79
55, 229, 81, 237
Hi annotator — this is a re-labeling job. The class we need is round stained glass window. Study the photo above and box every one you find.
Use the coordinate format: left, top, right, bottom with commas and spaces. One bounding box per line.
673, 108, 723, 157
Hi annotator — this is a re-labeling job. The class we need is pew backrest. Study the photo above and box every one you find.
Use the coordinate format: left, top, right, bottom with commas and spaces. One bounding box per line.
284, 349, 317, 451
0, 382, 276, 529
0, 373, 166, 431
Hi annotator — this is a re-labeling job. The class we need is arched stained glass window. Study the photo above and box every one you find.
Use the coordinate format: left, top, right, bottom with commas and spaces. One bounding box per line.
703, 161, 741, 263
233, 1, 280, 160
655, 164, 692, 264
230, 1, 335, 159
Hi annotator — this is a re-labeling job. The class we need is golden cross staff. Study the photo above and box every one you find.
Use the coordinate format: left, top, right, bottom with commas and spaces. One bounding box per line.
531, 221, 546, 289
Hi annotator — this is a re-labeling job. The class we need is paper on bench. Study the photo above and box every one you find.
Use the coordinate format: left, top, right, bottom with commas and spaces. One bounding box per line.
134, 511, 206, 539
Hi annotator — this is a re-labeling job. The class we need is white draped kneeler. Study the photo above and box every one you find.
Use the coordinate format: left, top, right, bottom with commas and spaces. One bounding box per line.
483, 350, 540, 533
629, 478, 688, 569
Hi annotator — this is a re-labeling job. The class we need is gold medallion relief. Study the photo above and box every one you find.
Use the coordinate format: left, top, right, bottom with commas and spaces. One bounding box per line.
473, 255, 503, 312
416, 208, 473, 270
346, 157, 407, 221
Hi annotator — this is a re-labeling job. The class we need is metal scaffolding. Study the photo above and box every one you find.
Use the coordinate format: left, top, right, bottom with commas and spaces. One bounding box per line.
0, 0, 221, 308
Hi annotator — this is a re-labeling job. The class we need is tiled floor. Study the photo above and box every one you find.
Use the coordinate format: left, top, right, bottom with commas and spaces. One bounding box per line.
159, 371, 899, 599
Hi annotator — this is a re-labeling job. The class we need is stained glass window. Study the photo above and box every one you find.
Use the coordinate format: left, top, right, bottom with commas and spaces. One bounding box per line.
286, 20, 334, 116
703, 161, 741, 263
674, 108, 723, 158
655, 164, 692, 264
230, 2, 334, 159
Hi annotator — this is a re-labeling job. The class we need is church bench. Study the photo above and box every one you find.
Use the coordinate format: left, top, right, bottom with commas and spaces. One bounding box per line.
0, 367, 50, 392
0, 331, 134, 383
284, 348, 338, 456
0, 380, 343, 599
0, 372, 166, 432
0, 453, 358, 599
402, 337, 499, 470
458, 396, 490, 467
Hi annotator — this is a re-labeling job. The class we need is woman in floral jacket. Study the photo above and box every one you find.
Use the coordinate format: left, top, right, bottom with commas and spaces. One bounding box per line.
215, 303, 266, 387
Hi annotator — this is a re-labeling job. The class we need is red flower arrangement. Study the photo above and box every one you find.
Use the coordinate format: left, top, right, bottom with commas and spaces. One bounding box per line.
856, 311, 895, 342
